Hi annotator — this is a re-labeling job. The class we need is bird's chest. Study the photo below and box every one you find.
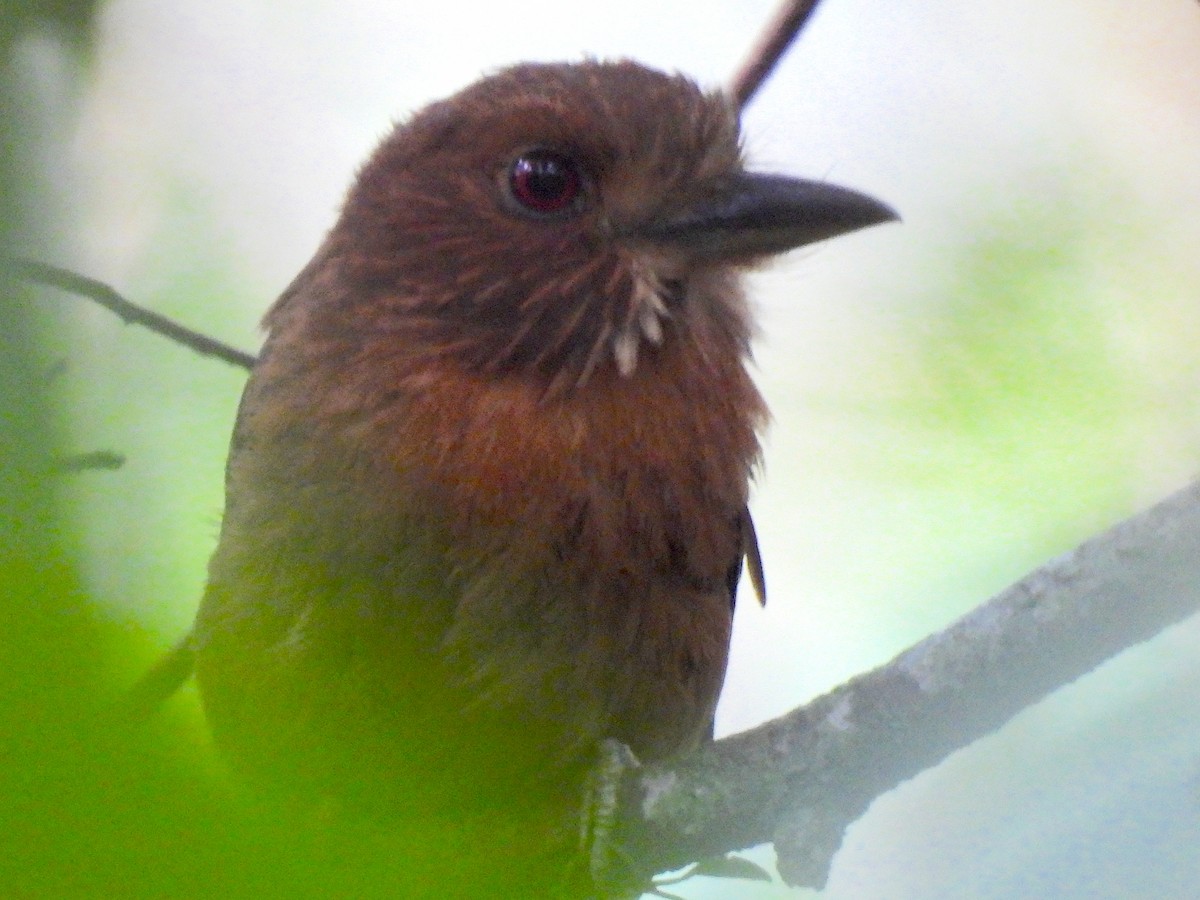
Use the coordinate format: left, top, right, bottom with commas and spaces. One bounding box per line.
361, 366, 754, 759
388, 365, 749, 588
201, 350, 759, 789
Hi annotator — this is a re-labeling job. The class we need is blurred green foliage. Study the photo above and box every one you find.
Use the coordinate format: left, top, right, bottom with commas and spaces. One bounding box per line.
831, 179, 1195, 598
0, 8, 265, 897
887, 201, 1143, 509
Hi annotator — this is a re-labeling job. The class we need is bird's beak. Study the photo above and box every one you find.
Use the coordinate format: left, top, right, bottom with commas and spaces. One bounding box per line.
638, 172, 898, 260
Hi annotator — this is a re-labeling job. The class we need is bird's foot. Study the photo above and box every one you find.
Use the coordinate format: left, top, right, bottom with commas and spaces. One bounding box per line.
571, 738, 645, 899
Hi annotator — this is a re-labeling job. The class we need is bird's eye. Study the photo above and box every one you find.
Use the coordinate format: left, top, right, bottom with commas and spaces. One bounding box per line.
507, 149, 582, 216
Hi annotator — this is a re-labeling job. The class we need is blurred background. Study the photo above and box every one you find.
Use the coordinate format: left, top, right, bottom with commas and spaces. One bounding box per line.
3, 0, 1199, 896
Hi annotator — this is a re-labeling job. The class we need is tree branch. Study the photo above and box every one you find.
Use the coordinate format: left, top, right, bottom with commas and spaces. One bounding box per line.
617, 479, 1200, 888
729, 0, 824, 110
11, 258, 257, 370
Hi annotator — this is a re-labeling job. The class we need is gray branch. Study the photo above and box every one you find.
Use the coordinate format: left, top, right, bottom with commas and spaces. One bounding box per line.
617, 479, 1200, 889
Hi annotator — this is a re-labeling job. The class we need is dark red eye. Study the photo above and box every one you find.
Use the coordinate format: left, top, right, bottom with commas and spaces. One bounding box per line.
507, 149, 582, 215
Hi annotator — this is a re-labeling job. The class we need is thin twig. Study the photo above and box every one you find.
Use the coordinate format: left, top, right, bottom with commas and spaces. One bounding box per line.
53, 450, 126, 473
123, 638, 196, 722
12, 259, 257, 370
729, 0, 824, 110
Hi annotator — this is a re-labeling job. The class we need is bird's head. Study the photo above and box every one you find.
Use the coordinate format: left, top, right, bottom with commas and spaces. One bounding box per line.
291, 60, 895, 398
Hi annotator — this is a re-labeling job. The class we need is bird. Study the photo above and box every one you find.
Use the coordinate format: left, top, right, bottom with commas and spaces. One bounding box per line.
171, 59, 894, 896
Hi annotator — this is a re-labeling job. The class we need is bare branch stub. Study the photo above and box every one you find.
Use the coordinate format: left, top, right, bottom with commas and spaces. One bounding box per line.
53, 450, 126, 473
729, 0, 824, 110
12, 259, 257, 370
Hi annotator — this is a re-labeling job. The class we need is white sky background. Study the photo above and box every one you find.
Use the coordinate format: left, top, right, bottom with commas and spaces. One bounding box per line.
46, 1, 1200, 896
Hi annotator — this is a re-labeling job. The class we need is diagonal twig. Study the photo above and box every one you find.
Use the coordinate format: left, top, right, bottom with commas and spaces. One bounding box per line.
11, 258, 257, 370
729, 0, 824, 110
